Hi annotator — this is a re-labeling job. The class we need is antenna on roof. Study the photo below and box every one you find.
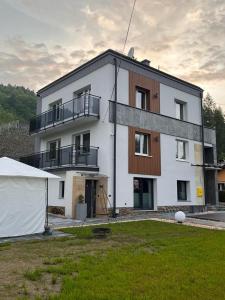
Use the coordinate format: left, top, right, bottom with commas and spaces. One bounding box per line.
127, 47, 134, 59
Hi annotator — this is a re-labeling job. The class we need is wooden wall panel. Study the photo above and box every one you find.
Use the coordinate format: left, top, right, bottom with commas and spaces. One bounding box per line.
129, 71, 160, 113
128, 127, 161, 176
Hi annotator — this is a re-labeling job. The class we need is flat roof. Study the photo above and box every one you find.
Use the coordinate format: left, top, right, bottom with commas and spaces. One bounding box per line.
37, 49, 203, 97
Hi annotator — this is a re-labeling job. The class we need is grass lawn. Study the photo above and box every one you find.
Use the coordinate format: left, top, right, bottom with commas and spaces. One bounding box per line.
1, 221, 225, 299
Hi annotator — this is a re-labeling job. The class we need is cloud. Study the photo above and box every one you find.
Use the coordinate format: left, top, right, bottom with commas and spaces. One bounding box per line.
0, 37, 74, 91
0, 0, 225, 105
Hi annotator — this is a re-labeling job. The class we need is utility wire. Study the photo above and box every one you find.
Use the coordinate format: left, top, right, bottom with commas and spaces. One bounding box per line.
102, 0, 137, 122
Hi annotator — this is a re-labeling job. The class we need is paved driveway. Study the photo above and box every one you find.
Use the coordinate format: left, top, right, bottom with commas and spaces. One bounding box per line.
190, 212, 225, 222
48, 214, 82, 228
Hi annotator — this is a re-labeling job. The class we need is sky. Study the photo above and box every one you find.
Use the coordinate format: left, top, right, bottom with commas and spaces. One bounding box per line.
0, 0, 225, 109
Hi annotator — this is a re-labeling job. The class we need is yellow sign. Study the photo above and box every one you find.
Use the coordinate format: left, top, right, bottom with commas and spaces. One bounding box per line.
196, 186, 203, 197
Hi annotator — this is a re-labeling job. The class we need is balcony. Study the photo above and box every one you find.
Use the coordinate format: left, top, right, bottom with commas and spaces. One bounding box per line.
30, 94, 100, 134
20, 145, 99, 171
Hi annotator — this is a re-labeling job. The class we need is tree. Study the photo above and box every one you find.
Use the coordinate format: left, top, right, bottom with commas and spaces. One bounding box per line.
0, 84, 37, 124
203, 93, 225, 161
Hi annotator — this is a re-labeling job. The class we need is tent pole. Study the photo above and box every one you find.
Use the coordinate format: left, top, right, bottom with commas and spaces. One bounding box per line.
43, 177, 52, 235
46, 178, 49, 227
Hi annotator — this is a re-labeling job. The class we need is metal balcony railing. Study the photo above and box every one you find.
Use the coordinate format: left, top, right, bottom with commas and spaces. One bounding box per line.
30, 94, 100, 134
20, 145, 99, 170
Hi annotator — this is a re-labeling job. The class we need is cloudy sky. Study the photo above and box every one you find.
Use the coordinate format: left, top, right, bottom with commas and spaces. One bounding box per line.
0, 0, 225, 108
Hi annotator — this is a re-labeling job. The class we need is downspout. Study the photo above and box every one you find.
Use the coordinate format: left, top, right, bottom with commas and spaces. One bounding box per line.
200, 91, 206, 206
113, 58, 117, 218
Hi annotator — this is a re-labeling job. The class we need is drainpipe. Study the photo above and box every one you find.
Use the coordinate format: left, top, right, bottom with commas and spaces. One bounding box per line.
200, 91, 206, 206
112, 58, 117, 218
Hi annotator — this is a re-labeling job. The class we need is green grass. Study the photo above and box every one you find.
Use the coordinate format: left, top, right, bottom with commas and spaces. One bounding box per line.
24, 269, 42, 281
2, 220, 225, 299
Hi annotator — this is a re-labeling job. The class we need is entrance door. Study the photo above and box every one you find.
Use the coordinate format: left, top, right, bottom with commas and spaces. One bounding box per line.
133, 178, 154, 210
85, 180, 97, 218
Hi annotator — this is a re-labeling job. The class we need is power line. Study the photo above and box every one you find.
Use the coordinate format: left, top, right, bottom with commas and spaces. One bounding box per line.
102, 0, 137, 122
122, 0, 136, 53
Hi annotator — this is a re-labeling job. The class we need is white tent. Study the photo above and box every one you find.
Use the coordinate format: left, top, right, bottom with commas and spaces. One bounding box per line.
0, 157, 59, 238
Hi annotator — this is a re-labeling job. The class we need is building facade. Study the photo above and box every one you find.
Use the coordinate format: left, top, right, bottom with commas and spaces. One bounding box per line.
21, 49, 217, 218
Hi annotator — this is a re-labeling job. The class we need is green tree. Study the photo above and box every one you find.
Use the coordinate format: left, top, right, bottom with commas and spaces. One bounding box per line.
203, 93, 225, 161
0, 84, 37, 124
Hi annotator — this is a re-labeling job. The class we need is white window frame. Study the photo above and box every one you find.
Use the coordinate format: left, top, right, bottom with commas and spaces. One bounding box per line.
175, 99, 186, 121
176, 139, 188, 161
136, 88, 149, 111
49, 99, 62, 122
177, 180, 189, 201
135, 132, 150, 156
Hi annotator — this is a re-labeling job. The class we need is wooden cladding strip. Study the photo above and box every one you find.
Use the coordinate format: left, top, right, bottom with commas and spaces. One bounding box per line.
129, 71, 160, 113
128, 127, 161, 176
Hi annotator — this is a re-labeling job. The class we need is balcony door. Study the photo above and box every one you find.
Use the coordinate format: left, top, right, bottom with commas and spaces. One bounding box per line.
73, 132, 90, 164
47, 139, 61, 167
133, 178, 154, 210
74, 86, 91, 116
49, 99, 62, 123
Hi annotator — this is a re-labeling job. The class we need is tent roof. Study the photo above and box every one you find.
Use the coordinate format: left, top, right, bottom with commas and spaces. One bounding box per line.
0, 157, 59, 179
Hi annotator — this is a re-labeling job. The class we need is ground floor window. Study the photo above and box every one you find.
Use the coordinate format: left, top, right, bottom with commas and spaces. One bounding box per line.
177, 180, 188, 201
133, 178, 154, 209
59, 181, 65, 198
218, 183, 225, 191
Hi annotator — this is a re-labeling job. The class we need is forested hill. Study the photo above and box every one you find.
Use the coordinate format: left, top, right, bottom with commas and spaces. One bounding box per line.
0, 84, 37, 124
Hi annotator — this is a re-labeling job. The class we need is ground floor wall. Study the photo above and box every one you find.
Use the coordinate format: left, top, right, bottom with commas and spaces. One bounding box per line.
115, 126, 205, 210
48, 170, 109, 218
47, 129, 210, 218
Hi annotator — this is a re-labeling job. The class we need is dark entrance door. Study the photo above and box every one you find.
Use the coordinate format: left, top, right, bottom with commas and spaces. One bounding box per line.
133, 178, 154, 210
85, 180, 97, 218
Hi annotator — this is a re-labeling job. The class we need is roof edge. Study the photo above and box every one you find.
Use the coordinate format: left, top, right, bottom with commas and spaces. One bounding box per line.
37, 49, 203, 96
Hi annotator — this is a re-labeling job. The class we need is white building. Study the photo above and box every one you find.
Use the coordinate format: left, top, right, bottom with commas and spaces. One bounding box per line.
21, 49, 217, 218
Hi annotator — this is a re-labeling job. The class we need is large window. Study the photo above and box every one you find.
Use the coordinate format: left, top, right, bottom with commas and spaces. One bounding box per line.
74, 85, 91, 115
176, 140, 187, 160
49, 99, 62, 122
136, 88, 149, 110
177, 181, 188, 201
135, 133, 149, 155
134, 178, 154, 209
175, 100, 186, 120
73, 132, 90, 153
48, 139, 61, 160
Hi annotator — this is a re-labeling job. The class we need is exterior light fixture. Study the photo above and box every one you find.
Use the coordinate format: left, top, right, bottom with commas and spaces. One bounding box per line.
175, 211, 186, 223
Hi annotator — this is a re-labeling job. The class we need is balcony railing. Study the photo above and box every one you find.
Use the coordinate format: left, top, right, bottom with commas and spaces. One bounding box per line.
30, 94, 100, 134
20, 145, 99, 170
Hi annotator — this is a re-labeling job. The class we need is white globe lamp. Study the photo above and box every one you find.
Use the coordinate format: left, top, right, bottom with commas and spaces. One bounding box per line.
175, 211, 186, 223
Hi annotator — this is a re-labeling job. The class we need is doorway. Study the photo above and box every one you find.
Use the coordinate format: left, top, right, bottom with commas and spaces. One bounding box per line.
133, 178, 154, 210
85, 180, 97, 218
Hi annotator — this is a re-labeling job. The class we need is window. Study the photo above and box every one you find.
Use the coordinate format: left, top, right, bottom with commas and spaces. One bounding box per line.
74, 85, 91, 115
177, 181, 188, 201
49, 99, 62, 122
48, 140, 61, 160
59, 181, 65, 198
176, 140, 187, 160
136, 88, 149, 110
135, 133, 149, 155
218, 183, 225, 191
133, 178, 154, 209
73, 132, 90, 153
175, 101, 186, 120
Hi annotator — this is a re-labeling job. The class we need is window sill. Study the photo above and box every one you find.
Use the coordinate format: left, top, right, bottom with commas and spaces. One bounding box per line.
176, 159, 189, 163
177, 200, 191, 202
135, 153, 152, 158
